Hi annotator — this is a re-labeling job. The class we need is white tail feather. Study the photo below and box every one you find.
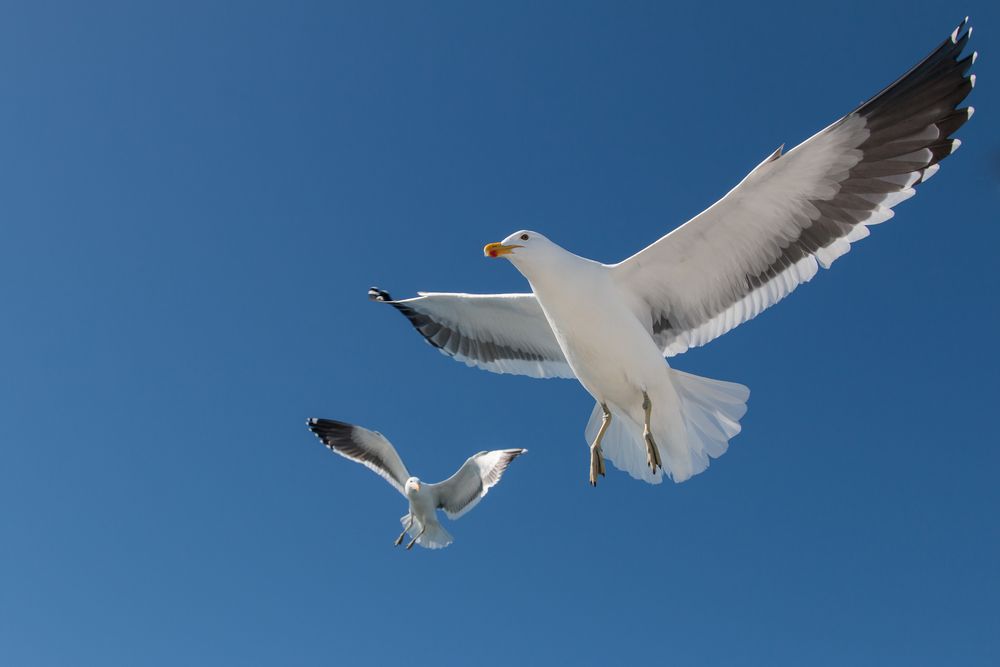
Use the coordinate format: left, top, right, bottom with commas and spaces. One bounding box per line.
400, 513, 453, 549
584, 369, 749, 484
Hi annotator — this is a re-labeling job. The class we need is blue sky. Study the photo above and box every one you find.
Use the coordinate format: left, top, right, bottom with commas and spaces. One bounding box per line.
2, 1, 997, 665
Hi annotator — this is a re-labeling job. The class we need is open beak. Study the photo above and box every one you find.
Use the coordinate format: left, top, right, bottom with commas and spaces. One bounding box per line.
483, 242, 522, 258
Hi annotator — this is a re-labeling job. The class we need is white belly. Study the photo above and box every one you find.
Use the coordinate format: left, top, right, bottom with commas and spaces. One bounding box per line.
530, 262, 670, 406
408, 490, 437, 522
512, 247, 696, 479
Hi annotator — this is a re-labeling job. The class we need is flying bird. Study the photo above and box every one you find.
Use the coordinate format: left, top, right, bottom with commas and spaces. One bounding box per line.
369, 20, 976, 486
307, 418, 526, 549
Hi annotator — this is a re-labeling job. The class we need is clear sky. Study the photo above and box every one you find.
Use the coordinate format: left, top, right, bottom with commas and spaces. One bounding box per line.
2, 1, 997, 665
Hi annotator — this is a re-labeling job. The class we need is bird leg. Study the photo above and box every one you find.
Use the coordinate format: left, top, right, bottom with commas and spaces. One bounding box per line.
589, 403, 611, 486
406, 526, 425, 550
642, 391, 663, 471
394, 516, 412, 546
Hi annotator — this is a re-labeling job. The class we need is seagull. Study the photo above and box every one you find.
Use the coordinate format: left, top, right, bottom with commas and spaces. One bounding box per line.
370, 21, 976, 486
307, 418, 526, 550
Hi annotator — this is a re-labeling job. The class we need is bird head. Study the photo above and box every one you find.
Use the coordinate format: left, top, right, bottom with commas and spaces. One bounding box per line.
483, 230, 556, 264
404, 477, 422, 494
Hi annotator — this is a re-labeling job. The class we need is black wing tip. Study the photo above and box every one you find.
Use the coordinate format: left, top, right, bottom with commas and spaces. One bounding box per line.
306, 417, 356, 445
855, 18, 976, 137
481, 448, 527, 457
367, 287, 442, 347
498, 448, 528, 463
951, 17, 971, 44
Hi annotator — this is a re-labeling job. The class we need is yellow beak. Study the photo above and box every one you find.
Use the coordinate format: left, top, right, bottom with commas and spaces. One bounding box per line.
413, 482, 421, 492
484, 242, 522, 258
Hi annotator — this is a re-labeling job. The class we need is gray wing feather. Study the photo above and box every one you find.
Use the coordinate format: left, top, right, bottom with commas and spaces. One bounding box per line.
307, 418, 411, 495
370, 288, 575, 380
614, 21, 975, 357
432, 449, 527, 520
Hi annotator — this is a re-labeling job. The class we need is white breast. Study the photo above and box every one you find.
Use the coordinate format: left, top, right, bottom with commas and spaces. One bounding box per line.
525, 255, 669, 404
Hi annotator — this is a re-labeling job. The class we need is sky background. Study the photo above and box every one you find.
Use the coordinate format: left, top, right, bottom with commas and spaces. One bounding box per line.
2, 1, 998, 665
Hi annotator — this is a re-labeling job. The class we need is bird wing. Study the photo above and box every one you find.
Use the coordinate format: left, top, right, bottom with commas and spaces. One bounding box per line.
431, 449, 527, 520
307, 418, 411, 495
612, 20, 975, 357
369, 288, 574, 379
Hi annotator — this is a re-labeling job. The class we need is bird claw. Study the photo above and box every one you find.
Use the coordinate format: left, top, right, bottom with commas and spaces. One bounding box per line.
589, 445, 605, 487
394, 522, 411, 547
588, 404, 611, 487
644, 430, 662, 471
641, 392, 662, 471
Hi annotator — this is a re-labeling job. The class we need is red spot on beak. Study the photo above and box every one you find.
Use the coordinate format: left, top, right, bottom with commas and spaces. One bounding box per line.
489, 250, 498, 257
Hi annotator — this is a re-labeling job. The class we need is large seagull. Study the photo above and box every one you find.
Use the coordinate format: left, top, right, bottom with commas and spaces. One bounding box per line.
370, 21, 976, 486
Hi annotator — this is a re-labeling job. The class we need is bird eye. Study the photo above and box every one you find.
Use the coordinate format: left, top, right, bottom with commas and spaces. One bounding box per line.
520, 233, 529, 241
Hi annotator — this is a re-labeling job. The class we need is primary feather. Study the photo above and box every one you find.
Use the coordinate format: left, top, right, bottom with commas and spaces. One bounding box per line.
432, 449, 528, 520
307, 418, 410, 495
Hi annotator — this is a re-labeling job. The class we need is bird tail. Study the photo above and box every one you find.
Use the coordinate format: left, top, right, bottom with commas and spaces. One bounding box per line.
400, 513, 453, 550
584, 369, 749, 484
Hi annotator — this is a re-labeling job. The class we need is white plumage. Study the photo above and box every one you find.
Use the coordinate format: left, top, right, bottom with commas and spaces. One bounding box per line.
371, 21, 975, 486
307, 418, 526, 550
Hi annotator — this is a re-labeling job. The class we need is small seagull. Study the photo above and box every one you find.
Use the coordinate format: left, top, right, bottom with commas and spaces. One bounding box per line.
307, 418, 526, 550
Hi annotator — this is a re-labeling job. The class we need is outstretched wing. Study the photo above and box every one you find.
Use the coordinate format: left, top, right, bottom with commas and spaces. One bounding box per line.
369, 288, 574, 379
614, 20, 975, 356
307, 418, 411, 495
431, 449, 527, 520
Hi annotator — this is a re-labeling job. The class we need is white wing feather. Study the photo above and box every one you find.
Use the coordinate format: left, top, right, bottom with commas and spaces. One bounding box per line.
370, 289, 574, 379
431, 449, 527, 520
613, 22, 974, 356
307, 419, 411, 496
